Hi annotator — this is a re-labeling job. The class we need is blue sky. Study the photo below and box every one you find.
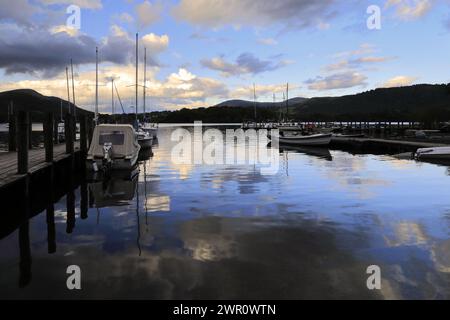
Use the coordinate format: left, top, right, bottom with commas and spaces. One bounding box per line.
1, 0, 450, 112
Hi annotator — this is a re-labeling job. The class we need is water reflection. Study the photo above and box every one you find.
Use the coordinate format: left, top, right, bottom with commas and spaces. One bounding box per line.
0, 128, 450, 299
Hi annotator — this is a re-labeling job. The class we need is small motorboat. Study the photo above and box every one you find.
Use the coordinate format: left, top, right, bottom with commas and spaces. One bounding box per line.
416, 147, 450, 160
86, 124, 141, 172
272, 132, 332, 146
136, 129, 153, 149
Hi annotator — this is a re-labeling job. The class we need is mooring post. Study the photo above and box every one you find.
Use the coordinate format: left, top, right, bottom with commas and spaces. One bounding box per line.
65, 114, 74, 154
8, 107, 16, 152
44, 112, 54, 163
80, 115, 87, 158
28, 114, 33, 150
53, 118, 59, 144
17, 111, 29, 175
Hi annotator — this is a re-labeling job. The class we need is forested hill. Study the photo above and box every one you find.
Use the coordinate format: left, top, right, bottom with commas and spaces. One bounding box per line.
0, 89, 93, 122
291, 84, 450, 121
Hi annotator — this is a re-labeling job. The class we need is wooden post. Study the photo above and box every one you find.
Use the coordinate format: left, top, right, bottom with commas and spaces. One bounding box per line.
80, 115, 87, 158
65, 114, 74, 154
8, 107, 16, 151
28, 115, 32, 150
44, 113, 54, 163
53, 119, 59, 144
17, 111, 29, 174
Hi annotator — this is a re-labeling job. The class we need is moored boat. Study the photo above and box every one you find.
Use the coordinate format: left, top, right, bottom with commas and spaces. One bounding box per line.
272, 132, 332, 146
136, 129, 153, 149
86, 124, 141, 172
416, 147, 450, 160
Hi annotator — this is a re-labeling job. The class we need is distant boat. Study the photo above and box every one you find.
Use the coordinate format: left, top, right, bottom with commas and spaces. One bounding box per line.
136, 127, 153, 149
332, 133, 366, 138
271, 132, 332, 146
416, 147, 450, 160
86, 124, 141, 171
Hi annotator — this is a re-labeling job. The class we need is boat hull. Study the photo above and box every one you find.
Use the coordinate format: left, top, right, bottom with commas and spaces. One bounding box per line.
138, 137, 153, 149
275, 134, 332, 146
416, 147, 450, 160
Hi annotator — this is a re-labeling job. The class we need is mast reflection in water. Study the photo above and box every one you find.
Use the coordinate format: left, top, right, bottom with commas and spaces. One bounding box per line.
0, 126, 450, 299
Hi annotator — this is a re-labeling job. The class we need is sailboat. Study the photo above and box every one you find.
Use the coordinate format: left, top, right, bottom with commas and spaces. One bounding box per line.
134, 33, 153, 149
140, 47, 158, 138
86, 47, 141, 172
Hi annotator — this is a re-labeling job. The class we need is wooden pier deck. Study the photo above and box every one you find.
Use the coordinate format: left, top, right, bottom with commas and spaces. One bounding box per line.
0, 143, 80, 189
331, 136, 447, 151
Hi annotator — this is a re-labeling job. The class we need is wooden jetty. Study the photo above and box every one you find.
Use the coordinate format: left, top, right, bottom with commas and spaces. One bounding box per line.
0, 111, 92, 190
331, 136, 447, 153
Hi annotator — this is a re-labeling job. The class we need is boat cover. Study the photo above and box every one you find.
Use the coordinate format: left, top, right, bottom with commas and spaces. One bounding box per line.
87, 124, 140, 158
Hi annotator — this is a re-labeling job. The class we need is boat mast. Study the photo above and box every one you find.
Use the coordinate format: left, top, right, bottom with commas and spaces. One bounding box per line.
66, 66, 71, 114
253, 83, 257, 121
60, 98, 63, 122
143, 47, 147, 122
111, 78, 115, 116
135, 33, 139, 126
70, 58, 76, 119
286, 82, 289, 121
95, 47, 99, 125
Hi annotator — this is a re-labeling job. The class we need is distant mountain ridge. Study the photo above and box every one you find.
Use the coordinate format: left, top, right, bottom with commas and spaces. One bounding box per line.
214, 97, 308, 109
2, 84, 450, 123
0, 89, 93, 122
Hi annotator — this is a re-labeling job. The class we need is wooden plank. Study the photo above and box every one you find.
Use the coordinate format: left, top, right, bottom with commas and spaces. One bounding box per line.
0, 142, 80, 188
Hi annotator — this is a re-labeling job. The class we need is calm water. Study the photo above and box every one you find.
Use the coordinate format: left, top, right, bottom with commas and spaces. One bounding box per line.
1, 126, 450, 299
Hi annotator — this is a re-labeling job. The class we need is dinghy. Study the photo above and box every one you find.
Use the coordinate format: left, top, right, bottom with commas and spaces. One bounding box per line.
86, 124, 141, 172
416, 147, 450, 160
272, 132, 332, 146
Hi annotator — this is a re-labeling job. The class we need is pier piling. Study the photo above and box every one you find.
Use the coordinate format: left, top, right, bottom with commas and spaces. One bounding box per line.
44, 113, 54, 163
17, 111, 29, 175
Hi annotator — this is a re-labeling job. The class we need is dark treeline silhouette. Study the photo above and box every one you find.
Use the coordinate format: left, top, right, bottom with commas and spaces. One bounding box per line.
0, 89, 93, 122
2, 84, 450, 125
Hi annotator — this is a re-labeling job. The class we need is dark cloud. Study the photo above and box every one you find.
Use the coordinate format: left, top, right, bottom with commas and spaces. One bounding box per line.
201, 53, 290, 77
0, 24, 164, 78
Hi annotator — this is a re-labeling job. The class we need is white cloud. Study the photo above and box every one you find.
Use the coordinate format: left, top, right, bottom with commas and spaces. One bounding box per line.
382, 75, 418, 87
385, 0, 432, 20
136, 1, 162, 27
38, 0, 103, 9
257, 38, 278, 46
306, 72, 367, 91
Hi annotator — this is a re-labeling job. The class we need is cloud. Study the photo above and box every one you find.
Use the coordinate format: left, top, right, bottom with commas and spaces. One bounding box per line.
385, 0, 432, 20
306, 72, 367, 91
231, 83, 298, 100
38, 0, 103, 9
115, 12, 134, 24
201, 53, 291, 77
382, 75, 418, 87
0, 0, 39, 26
135, 0, 162, 27
172, 0, 336, 30
257, 38, 278, 46
325, 56, 394, 71
0, 23, 169, 77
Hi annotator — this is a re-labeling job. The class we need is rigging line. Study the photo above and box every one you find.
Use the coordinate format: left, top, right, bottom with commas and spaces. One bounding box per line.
114, 82, 126, 114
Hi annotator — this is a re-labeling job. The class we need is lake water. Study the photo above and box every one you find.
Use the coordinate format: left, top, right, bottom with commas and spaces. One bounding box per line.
0, 126, 449, 299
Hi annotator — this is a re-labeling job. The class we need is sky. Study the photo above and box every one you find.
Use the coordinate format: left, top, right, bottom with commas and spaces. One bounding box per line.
1, 0, 450, 113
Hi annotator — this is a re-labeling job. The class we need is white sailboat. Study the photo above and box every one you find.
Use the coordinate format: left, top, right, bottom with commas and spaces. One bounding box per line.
86, 47, 141, 172
134, 33, 153, 149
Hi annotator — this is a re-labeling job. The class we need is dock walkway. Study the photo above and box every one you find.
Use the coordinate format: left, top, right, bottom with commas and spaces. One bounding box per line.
0, 143, 80, 189
331, 136, 447, 151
